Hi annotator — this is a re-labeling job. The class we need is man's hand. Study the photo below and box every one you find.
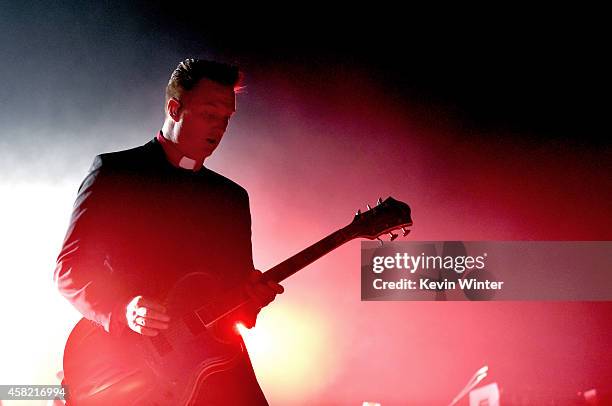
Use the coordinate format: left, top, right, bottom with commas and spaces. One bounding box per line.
245, 269, 284, 310
237, 270, 284, 329
124, 295, 170, 336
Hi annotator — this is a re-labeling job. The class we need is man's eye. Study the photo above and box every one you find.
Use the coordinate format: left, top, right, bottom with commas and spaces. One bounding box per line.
200, 111, 231, 125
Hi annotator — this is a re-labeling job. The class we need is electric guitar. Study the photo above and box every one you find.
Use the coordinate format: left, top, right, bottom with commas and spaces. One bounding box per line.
62, 196, 412, 405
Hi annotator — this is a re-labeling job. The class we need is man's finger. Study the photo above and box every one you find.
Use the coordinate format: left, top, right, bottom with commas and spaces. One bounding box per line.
245, 284, 265, 307
253, 282, 283, 298
137, 297, 167, 313
136, 307, 170, 322
135, 325, 159, 337
135, 316, 169, 330
255, 285, 276, 301
267, 281, 284, 294
249, 269, 263, 282
247, 285, 275, 307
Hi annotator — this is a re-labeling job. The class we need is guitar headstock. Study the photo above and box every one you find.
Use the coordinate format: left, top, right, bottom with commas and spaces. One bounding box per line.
347, 196, 413, 241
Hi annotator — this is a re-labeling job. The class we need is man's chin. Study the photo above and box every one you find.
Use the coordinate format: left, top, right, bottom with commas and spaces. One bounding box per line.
184, 145, 215, 160
197, 147, 216, 160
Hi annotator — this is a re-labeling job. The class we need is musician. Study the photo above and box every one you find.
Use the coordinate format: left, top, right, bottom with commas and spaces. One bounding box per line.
54, 58, 283, 404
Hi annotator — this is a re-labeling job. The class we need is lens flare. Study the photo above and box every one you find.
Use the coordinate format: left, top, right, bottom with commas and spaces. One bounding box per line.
237, 302, 337, 403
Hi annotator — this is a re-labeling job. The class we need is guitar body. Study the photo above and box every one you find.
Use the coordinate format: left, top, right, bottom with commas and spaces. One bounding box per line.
63, 272, 244, 405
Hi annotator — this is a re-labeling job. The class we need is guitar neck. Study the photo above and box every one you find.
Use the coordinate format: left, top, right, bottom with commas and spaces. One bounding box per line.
195, 196, 412, 326
262, 226, 355, 283
196, 226, 356, 326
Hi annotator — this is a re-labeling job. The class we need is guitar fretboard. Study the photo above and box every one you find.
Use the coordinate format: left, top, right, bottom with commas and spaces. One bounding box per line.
263, 227, 352, 283
195, 226, 354, 326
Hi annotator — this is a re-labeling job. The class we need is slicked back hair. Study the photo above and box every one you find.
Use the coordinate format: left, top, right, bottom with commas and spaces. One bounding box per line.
165, 58, 241, 102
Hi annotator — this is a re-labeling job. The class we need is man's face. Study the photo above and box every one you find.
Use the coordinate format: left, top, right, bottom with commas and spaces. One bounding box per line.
171, 79, 236, 159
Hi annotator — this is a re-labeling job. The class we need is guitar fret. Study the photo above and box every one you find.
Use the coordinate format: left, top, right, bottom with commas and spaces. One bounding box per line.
264, 228, 351, 283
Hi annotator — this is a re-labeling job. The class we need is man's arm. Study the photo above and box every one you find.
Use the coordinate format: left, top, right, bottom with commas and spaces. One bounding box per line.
235, 190, 284, 328
54, 155, 130, 333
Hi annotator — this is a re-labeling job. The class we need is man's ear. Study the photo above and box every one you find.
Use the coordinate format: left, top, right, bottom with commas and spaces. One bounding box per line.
167, 98, 181, 122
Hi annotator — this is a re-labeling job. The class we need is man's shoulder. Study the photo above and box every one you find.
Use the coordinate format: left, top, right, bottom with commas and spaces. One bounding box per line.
94, 140, 156, 169
79, 141, 158, 191
202, 168, 250, 200
88, 140, 250, 200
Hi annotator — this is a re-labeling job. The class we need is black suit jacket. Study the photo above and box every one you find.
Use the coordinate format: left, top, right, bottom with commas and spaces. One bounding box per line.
55, 137, 255, 332
55, 137, 269, 404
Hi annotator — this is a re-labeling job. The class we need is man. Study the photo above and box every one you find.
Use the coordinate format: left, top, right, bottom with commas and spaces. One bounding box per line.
55, 59, 283, 404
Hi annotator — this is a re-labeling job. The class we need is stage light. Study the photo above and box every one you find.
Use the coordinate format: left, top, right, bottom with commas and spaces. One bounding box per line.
237, 302, 336, 403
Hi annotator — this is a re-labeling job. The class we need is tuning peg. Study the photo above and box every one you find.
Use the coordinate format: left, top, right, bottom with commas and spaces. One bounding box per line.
366, 204, 372, 210
388, 232, 398, 241
377, 197, 383, 205
376, 237, 383, 246
355, 209, 361, 217
401, 227, 411, 236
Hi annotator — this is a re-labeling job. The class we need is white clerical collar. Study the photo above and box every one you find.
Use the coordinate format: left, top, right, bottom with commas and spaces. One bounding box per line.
178, 156, 197, 170
156, 131, 204, 172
